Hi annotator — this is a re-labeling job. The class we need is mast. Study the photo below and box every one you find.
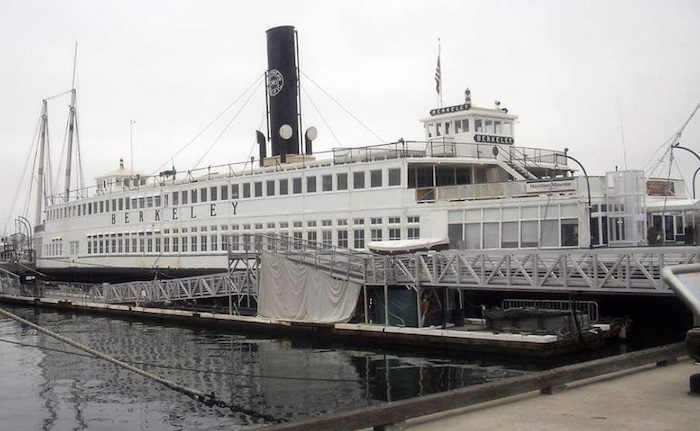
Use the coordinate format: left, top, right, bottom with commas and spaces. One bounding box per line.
64, 88, 76, 202
35, 100, 48, 227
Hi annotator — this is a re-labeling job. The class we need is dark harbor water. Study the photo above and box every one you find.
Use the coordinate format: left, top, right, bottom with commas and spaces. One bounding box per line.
0, 305, 678, 430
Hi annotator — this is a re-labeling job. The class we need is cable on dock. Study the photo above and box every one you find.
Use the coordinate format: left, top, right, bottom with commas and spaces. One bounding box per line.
0, 306, 282, 423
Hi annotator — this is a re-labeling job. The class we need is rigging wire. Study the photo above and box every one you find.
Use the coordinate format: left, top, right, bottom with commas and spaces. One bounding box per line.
301, 85, 342, 147
192, 78, 264, 170
150, 73, 265, 177
300, 70, 385, 144
2, 113, 42, 235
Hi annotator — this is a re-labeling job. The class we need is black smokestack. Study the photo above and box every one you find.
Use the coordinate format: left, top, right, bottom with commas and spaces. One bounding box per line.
266, 25, 299, 158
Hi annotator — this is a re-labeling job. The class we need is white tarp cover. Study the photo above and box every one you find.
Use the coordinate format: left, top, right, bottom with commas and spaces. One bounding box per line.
258, 251, 362, 323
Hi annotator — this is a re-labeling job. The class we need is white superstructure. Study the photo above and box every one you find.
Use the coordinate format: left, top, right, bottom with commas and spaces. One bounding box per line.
30, 28, 697, 283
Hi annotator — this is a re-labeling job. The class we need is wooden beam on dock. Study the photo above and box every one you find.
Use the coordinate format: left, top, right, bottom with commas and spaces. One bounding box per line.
260, 342, 686, 431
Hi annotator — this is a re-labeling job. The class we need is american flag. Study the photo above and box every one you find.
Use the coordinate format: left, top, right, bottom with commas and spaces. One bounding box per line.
434, 55, 441, 94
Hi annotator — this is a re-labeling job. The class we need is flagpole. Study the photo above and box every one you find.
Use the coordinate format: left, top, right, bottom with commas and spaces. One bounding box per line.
438, 39, 443, 108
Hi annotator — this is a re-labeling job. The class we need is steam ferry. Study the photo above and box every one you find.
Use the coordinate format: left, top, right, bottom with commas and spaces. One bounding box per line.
32, 26, 697, 282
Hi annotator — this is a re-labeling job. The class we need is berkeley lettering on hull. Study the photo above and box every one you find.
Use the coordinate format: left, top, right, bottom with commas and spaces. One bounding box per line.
474, 134, 515, 145
110, 201, 239, 225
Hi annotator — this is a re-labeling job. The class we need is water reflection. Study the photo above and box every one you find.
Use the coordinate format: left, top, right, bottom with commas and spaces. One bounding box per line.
0, 306, 525, 430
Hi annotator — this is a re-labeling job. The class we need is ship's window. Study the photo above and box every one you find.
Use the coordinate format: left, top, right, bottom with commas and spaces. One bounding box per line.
116, 199, 122, 211
475, 119, 483, 133
388, 216, 400, 224
88, 204, 92, 215
407, 216, 420, 223
353, 171, 365, 189
172, 192, 179, 206
293, 177, 302, 194
255, 223, 263, 230
78, 205, 81, 217
485, 119, 494, 134
541, 220, 558, 247
435, 123, 441, 136
353, 229, 365, 249
181, 191, 188, 205
111, 199, 117, 210
210, 234, 217, 251
279, 179, 288, 195
164, 237, 170, 253
521, 220, 538, 247
191, 189, 198, 204
220, 185, 228, 200
370, 170, 382, 188
388, 168, 401, 186
463, 119, 470, 132
307, 231, 317, 242
147, 197, 153, 208
280, 221, 289, 229
267, 222, 276, 229
371, 228, 382, 242
201, 235, 208, 252
561, 219, 578, 246
371, 217, 382, 225
200, 188, 207, 202
502, 121, 512, 136
147, 238, 153, 253
306, 176, 317, 193
407, 227, 420, 239
94, 202, 99, 214
408, 165, 434, 188
307, 220, 317, 227
191, 236, 197, 252
182, 236, 188, 252
155, 238, 161, 253
388, 227, 401, 241
254, 181, 263, 197
243, 183, 250, 198
337, 173, 348, 190
426, 124, 433, 138
293, 221, 302, 228
322, 219, 332, 227
140, 178, 146, 186
338, 230, 348, 248
155, 195, 162, 207
494, 121, 502, 135
231, 184, 239, 199
483, 222, 499, 248
322, 175, 332, 192
172, 237, 179, 252
100, 201, 104, 213
353, 218, 364, 225
445, 122, 451, 135
337, 219, 348, 226
322, 230, 332, 247
266, 180, 275, 196
210, 186, 217, 201
231, 224, 238, 230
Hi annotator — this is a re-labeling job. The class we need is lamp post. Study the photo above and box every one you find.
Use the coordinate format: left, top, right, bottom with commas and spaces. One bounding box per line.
563, 148, 593, 249
672, 143, 700, 199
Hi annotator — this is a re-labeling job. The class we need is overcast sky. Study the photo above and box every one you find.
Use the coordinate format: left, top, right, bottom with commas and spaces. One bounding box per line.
1, 0, 699, 235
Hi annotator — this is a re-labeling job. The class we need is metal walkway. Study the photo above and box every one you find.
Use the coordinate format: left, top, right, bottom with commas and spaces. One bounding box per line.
2, 239, 696, 313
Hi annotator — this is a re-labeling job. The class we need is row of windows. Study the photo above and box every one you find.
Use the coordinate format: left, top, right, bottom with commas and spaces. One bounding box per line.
448, 218, 579, 249
42, 226, 421, 257
427, 117, 514, 138
46, 168, 403, 221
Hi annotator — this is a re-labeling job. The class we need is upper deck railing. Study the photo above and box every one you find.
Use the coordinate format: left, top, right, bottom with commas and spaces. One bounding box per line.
45, 140, 566, 205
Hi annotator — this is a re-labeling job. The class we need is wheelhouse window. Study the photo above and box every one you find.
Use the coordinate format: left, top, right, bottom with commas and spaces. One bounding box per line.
254, 181, 263, 197
280, 179, 288, 195
293, 177, 302, 194
266, 180, 275, 196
